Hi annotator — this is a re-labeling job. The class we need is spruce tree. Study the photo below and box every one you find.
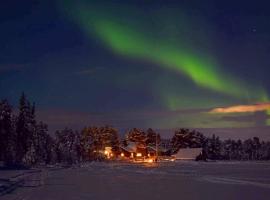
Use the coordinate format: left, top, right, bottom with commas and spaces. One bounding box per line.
0, 99, 15, 166
15, 93, 37, 165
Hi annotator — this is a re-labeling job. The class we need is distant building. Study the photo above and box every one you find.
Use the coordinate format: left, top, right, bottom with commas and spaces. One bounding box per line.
173, 148, 202, 160
119, 142, 137, 158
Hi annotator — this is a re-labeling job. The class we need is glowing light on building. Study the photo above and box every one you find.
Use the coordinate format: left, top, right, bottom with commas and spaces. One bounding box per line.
136, 153, 142, 157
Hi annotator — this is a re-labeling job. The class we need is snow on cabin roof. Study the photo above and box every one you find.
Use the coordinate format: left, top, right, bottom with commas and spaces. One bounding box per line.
120, 142, 137, 152
173, 148, 202, 160
120, 142, 147, 153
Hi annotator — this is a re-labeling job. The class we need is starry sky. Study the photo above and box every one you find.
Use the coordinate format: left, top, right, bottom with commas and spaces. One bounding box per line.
1, 0, 270, 139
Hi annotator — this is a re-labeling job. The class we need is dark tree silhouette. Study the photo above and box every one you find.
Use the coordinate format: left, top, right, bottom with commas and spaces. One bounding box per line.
1, 94, 270, 167
170, 129, 204, 154
125, 128, 147, 146
146, 128, 161, 146
0, 100, 15, 166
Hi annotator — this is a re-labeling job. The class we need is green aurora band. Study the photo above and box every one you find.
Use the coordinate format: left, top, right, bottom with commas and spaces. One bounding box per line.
62, 2, 269, 110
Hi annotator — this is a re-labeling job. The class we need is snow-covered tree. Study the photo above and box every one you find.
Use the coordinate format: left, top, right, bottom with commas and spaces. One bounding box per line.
125, 128, 147, 146
79, 126, 119, 160
15, 93, 38, 165
55, 128, 79, 164
170, 129, 205, 154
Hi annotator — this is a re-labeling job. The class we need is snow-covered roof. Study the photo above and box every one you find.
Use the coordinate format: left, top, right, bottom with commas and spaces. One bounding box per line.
121, 142, 137, 152
173, 148, 202, 160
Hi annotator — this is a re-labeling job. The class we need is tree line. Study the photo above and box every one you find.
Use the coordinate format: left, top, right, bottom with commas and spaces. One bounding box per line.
1, 94, 270, 167
169, 128, 270, 160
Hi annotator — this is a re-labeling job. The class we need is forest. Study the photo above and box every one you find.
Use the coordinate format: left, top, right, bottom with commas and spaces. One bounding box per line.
1, 94, 270, 167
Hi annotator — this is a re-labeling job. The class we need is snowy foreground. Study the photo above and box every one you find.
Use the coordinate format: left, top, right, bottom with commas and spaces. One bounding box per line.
1, 161, 270, 200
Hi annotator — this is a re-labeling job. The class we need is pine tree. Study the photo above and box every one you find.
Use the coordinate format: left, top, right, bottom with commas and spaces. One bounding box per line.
243, 139, 253, 160
207, 134, 222, 160
55, 128, 79, 164
80, 126, 120, 160
15, 93, 28, 164
126, 128, 147, 146
0, 99, 15, 166
99, 126, 119, 152
170, 129, 203, 154
34, 122, 49, 163
146, 128, 160, 146
15, 93, 39, 165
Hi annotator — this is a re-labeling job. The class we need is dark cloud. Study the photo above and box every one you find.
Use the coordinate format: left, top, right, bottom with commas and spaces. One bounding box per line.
196, 127, 270, 140
221, 112, 268, 127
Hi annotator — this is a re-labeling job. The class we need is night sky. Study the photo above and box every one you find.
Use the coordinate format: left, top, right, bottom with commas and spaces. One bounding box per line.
1, 0, 270, 139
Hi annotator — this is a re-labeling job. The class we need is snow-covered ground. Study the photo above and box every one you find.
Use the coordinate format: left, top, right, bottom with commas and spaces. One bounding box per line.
1, 161, 270, 200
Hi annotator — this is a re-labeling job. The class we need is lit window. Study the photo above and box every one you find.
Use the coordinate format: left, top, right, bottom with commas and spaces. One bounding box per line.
136, 153, 142, 157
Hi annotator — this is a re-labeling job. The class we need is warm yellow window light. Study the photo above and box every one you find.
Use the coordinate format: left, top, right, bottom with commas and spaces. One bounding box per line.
136, 153, 142, 157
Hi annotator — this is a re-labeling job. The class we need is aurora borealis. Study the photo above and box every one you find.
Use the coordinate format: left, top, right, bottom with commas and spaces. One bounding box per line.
66, 3, 267, 101
1, 0, 270, 139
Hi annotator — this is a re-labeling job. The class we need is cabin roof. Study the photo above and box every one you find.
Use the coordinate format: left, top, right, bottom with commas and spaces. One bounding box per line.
173, 148, 202, 160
